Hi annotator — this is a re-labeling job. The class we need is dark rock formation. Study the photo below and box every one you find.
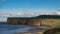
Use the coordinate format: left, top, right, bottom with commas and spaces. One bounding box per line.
43, 27, 60, 34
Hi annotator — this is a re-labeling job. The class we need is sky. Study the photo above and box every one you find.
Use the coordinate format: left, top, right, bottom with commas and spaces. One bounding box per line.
0, 0, 60, 22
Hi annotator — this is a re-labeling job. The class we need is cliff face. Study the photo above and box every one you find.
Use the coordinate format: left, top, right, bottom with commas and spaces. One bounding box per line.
7, 15, 60, 26
7, 18, 18, 24
7, 17, 41, 26
28, 19, 41, 26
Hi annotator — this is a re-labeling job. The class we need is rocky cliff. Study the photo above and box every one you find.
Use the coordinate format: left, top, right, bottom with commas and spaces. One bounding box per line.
7, 15, 60, 26
7, 17, 41, 26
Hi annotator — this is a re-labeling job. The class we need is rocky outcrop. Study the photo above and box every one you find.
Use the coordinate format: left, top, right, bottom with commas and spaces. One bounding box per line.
28, 19, 41, 26
7, 15, 60, 26
7, 17, 41, 26
43, 27, 60, 34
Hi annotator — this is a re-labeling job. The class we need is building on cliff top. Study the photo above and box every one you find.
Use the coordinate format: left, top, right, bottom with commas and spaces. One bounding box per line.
7, 15, 60, 26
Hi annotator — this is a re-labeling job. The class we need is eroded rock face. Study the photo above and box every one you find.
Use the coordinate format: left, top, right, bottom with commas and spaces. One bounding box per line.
7, 17, 41, 26
28, 19, 41, 26
7, 15, 60, 26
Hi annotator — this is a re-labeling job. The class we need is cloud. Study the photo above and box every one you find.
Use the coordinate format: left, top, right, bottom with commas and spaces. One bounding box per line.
0, 17, 7, 22
0, 10, 60, 22
56, 12, 60, 15
0, 11, 60, 17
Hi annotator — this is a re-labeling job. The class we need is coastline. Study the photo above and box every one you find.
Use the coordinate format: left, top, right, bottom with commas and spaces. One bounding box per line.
14, 26, 51, 34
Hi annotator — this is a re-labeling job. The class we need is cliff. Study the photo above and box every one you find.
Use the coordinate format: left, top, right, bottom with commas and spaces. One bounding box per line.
7, 17, 41, 26
7, 15, 60, 26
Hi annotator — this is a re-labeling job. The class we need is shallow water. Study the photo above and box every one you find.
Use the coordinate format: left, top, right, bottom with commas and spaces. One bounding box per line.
0, 22, 32, 34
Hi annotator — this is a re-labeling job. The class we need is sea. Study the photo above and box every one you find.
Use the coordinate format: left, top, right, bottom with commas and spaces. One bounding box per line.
0, 22, 32, 34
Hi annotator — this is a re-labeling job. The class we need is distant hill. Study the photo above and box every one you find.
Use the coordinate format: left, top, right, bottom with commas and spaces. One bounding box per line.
37, 15, 60, 19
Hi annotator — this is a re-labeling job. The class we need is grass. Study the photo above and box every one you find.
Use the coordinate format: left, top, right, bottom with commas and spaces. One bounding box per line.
54, 32, 60, 34
42, 19, 60, 27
